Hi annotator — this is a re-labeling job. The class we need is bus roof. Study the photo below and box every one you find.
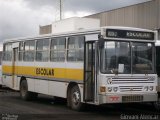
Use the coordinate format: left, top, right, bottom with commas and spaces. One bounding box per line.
3, 26, 155, 43
4, 28, 100, 43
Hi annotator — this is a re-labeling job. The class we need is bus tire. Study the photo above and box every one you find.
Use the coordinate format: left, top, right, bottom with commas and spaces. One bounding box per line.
154, 94, 160, 111
70, 85, 84, 111
20, 80, 37, 101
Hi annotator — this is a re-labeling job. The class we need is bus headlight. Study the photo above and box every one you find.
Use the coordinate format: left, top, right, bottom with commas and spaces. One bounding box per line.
149, 86, 154, 91
108, 87, 112, 92
144, 86, 149, 91
113, 87, 118, 92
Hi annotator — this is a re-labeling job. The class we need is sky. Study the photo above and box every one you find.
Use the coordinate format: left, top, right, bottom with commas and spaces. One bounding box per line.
0, 0, 151, 46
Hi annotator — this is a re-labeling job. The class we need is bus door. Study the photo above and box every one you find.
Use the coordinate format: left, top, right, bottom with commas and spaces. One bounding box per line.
84, 41, 97, 102
12, 43, 19, 88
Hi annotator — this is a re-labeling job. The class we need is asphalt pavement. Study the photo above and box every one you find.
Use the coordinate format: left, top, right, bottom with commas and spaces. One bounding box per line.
0, 88, 159, 120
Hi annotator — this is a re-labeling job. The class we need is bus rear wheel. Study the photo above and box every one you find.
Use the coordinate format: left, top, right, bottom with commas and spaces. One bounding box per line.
20, 80, 37, 100
70, 85, 84, 111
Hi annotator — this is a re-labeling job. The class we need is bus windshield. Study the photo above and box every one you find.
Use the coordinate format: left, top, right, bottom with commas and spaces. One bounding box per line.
100, 41, 154, 74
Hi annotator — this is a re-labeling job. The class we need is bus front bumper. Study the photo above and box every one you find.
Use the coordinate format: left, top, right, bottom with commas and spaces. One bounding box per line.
99, 93, 158, 104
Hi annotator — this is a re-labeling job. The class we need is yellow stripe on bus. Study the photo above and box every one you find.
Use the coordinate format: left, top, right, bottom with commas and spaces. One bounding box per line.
2, 65, 83, 81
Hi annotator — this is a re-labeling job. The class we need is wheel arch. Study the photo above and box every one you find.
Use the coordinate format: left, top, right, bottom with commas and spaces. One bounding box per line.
67, 82, 77, 97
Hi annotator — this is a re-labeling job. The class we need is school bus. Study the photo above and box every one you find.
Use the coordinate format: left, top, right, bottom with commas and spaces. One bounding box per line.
2, 26, 158, 111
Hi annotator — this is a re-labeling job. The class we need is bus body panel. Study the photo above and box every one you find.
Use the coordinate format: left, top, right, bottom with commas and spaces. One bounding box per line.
2, 60, 84, 99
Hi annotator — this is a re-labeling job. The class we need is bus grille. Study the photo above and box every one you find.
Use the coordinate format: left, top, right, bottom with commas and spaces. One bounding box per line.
119, 86, 143, 92
111, 77, 155, 92
122, 95, 143, 102
112, 77, 154, 84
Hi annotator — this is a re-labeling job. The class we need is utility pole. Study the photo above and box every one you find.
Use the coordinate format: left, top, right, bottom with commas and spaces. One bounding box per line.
60, 0, 62, 20
55, 0, 64, 21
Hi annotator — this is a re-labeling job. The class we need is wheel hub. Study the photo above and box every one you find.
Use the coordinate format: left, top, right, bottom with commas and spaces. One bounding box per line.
73, 91, 80, 105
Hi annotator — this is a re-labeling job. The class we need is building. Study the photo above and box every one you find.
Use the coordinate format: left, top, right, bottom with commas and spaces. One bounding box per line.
39, 0, 160, 37
85, 0, 159, 30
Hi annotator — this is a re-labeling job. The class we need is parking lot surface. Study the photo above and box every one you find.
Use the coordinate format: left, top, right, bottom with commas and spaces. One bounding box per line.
0, 88, 159, 120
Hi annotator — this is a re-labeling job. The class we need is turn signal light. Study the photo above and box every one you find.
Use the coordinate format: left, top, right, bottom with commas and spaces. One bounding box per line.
100, 86, 106, 92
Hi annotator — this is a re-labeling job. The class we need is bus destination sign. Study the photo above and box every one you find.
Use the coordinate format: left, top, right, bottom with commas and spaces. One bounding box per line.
106, 29, 154, 40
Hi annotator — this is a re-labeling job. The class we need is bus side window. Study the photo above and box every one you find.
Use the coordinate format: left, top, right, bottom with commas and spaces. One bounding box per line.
51, 37, 66, 62
24, 40, 35, 61
3, 43, 12, 61
36, 39, 49, 62
19, 42, 24, 61
67, 36, 84, 62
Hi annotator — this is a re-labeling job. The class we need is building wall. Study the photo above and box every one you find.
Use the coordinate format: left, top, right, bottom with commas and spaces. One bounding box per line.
39, 0, 159, 35
85, 0, 159, 30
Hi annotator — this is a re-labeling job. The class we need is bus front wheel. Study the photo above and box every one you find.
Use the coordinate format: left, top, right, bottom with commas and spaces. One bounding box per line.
70, 85, 84, 111
154, 97, 160, 111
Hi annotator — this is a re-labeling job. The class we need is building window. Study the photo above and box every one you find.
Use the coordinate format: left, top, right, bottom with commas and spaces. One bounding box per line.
24, 40, 35, 61
51, 37, 66, 62
67, 36, 84, 61
36, 38, 49, 61
3, 43, 12, 61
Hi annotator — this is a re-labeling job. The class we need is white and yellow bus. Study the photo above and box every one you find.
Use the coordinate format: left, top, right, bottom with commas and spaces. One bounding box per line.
0, 51, 2, 88
2, 26, 158, 110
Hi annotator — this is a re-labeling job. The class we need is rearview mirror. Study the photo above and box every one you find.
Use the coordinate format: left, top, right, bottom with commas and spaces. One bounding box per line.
118, 64, 124, 73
